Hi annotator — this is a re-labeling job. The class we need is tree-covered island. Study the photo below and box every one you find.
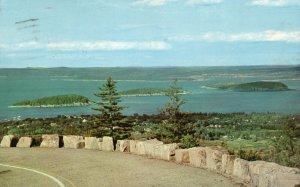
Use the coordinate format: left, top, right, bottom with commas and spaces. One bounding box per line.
10, 94, 91, 108
208, 81, 290, 92
119, 88, 189, 96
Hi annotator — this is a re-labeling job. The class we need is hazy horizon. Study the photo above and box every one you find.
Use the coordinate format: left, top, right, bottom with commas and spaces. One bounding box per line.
0, 64, 299, 69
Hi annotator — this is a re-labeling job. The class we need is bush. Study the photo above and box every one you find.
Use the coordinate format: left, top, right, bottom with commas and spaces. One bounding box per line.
180, 134, 198, 148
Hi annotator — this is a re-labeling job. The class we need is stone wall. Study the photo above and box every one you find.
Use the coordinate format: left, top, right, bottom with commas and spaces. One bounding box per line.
1, 135, 300, 187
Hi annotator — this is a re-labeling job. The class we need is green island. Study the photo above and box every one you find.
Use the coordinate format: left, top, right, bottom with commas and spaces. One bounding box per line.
119, 88, 189, 96
10, 94, 91, 108
209, 81, 290, 92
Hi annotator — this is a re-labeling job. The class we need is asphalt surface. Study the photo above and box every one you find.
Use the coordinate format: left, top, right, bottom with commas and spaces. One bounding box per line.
0, 148, 243, 187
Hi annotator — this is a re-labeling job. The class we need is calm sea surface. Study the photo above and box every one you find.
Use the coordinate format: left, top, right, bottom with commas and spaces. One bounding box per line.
0, 66, 299, 120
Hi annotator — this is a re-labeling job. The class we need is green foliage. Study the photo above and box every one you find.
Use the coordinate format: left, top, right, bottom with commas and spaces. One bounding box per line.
269, 116, 300, 168
181, 134, 198, 148
13, 94, 90, 106
93, 77, 125, 125
161, 79, 186, 120
92, 77, 129, 138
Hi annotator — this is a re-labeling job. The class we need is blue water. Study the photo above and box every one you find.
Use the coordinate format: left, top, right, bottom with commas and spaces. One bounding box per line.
0, 67, 299, 120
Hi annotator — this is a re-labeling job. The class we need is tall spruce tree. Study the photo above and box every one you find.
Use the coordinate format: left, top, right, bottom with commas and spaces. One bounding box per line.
93, 76, 125, 129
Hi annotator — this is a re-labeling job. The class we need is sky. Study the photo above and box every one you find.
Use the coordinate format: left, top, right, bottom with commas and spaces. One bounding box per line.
0, 0, 299, 67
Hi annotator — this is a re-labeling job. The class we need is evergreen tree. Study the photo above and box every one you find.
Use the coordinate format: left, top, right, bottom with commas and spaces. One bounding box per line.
158, 79, 191, 142
161, 79, 186, 123
93, 76, 125, 130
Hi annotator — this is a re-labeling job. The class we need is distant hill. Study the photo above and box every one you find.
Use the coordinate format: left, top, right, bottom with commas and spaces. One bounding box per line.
209, 81, 290, 92
11, 94, 91, 108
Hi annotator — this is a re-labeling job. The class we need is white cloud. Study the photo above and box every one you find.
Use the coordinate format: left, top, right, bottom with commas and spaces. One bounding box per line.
169, 31, 300, 42
133, 0, 170, 6
6, 41, 171, 51
251, 0, 300, 6
186, 0, 223, 5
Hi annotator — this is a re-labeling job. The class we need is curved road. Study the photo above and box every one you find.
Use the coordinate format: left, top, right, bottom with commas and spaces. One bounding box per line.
0, 148, 244, 187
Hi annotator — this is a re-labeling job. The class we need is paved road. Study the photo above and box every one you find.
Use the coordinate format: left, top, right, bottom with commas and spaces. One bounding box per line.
0, 148, 243, 187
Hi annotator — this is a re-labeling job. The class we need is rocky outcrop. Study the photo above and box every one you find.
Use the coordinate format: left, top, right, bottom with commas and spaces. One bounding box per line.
116, 140, 130, 152
102, 136, 114, 151
16, 137, 32, 148
85, 137, 99, 150
0, 135, 17, 147
153, 143, 178, 161
63, 135, 85, 149
40, 134, 59, 148
188, 147, 206, 168
175, 149, 190, 163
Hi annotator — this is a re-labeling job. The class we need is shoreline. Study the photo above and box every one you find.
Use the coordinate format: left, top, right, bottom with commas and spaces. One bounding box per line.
8, 102, 91, 108
120, 91, 190, 97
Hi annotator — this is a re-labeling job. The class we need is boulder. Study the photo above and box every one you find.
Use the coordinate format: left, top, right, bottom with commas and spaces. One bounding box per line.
221, 153, 236, 175
188, 147, 206, 168
85, 137, 99, 150
144, 139, 164, 157
40, 134, 59, 148
248, 161, 300, 187
248, 161, 269, 187
116, 140, 130, 152
136, 141, 146, 155
102, 136, 114, 151
63, 135, 85, 149
16, 137, 32, 148
153, 143, 178, 161
98, 142, 103, 151
129, 140, 151, 155
129, 140, 139, 154
205, 147, 224, 172
233, 158, 251, 182
175, 149, 190, 163
0, 135, 17, 147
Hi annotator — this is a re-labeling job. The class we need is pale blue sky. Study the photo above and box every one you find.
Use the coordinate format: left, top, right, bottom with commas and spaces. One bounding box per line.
0, 0, 299, 67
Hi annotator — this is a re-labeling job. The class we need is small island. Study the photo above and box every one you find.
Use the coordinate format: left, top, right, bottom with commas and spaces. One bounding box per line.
208, 81, 290, 92
119, 88, 189, 96
10, 94, 91, 108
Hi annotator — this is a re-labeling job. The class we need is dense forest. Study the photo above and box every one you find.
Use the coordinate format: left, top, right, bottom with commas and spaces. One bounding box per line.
12, 94, 90, 107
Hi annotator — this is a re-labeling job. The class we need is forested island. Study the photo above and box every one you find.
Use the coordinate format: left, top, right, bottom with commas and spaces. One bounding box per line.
10, 94, 91, 108
119, 88, 189, 96
209, 81, 290, 92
